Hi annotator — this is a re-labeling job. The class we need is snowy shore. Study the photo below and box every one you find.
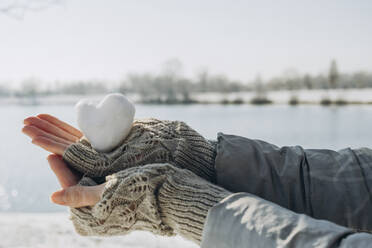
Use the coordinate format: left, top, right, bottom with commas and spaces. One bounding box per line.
193, 89, 372, 104
1, 89, 372, 105
0, 212, 197, 248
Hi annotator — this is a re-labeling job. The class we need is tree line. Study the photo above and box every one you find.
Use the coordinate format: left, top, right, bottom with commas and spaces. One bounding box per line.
1, 60, 372, 103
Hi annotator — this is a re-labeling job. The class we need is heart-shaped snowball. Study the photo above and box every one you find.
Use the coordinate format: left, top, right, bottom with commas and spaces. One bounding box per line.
75, 93, 135, 152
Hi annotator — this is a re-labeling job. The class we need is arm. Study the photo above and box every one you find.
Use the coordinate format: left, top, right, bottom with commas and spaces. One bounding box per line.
202, 192, 372, 248
215, 133, 372, 231
52, 159, 372, 248
47, 157, 372, 248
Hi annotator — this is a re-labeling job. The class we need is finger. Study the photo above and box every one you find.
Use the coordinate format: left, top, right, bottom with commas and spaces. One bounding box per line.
51, 184, 106, 208
22, 125, 73, 146
32, 136, 68, 155
24, 116, 79, 142
37, 114, 83, 139
47, 154, 80, 188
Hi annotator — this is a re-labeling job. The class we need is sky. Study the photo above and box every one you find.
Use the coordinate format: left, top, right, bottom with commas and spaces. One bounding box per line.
0, 0, 371, 87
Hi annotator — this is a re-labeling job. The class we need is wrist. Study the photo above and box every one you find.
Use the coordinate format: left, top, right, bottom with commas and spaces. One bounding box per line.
173, 121, 217, 183
158, 168, 230, 244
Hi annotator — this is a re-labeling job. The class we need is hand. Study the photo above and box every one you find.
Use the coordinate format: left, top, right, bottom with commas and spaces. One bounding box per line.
69, 163, 230, 245
23, 114, 216, 182
62, 118, 216, 181
22, 114, 83, 155
47, 154, 105, 208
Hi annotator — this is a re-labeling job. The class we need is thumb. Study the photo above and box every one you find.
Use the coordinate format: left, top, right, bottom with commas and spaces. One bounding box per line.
51, 183, 106, 208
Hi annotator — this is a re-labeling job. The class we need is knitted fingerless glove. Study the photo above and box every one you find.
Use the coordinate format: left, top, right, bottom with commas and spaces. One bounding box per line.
70, 163, 230, 245
63, 119, 216, 182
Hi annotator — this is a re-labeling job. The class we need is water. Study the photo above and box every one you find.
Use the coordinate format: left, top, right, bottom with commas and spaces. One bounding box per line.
1, 104, 372, 212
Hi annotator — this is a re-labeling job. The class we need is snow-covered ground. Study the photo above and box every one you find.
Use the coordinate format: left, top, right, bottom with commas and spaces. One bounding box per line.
1, 89, 372, 105
0, 212, 197, 248
192, 89, 372, 104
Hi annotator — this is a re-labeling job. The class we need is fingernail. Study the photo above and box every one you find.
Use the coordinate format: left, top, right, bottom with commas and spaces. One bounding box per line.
23, 118, 30, 124
51, 190, 66, 205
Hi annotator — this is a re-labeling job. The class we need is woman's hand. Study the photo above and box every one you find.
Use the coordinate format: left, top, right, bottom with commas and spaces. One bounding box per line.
69, 163, 230, 244
61, 118, 216, 180
22, 114, 83, 155
23, 114, 216, 182
47, 154, 105, 208
48, 153, 230, 245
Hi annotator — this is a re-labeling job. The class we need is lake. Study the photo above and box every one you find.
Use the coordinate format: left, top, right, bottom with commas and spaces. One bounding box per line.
1, 103, 372, 212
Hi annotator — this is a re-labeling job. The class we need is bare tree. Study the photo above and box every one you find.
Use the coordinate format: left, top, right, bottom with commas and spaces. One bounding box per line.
196, 68, 209, 92
0, 0, 61, 19
253, 74, 265, 98
328, 59, 339, 89
303, 74, 312, 90
17, 78, 40, 97
162, 58, 183, 80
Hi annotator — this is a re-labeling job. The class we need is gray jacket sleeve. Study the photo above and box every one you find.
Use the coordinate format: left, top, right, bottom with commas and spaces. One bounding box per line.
214, 133, 372, 231
201, 193, 372, 248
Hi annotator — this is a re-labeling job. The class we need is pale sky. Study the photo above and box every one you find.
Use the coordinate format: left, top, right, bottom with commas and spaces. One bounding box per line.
0, 0, 371, 86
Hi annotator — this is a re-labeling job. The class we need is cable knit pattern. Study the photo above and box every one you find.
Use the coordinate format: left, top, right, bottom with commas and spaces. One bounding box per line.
63, 119, 216, 182
70, 163, 230, 245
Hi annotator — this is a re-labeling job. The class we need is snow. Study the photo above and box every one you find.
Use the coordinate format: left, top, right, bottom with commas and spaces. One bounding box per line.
75, 93, 135, 152
192, 89, 372, 104
0, 212, 197, 248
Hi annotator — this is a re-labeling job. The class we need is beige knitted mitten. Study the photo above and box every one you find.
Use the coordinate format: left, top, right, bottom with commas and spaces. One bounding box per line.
70, 163, 230, 245
63, 119, 216, 182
